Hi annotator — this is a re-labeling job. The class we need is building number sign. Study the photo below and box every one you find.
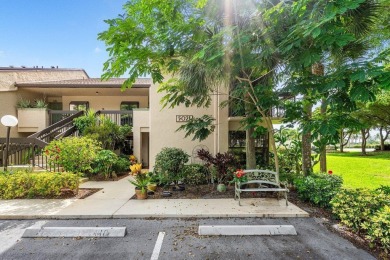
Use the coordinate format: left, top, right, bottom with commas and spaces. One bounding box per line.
176, 115, 193, 122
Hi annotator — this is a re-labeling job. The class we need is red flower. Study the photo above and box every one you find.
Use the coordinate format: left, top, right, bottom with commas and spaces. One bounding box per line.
236, 172, 243, 178
328, 170, 333, 175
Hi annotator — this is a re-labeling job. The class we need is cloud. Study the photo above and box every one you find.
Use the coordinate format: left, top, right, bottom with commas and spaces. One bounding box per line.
94, 47, 102, 53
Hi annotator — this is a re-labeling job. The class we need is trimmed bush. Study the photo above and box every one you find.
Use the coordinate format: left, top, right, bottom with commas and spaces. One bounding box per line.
364, 205, 390, 252
331, 189, 389, 233
0, 171, 79, 199
331, 188, 390, 252
294, 173, 343, 208
154, 147, 189, 186
45, 137, 101, 174
182, 164, 209, 186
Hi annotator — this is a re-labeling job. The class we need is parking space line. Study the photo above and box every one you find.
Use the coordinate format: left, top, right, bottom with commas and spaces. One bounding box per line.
150, 232, 165, 260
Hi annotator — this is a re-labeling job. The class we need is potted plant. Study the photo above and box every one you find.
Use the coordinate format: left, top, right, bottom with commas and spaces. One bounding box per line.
129, 172, 150, 199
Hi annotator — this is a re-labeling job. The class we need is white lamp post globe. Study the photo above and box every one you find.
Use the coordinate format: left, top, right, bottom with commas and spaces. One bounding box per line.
1, 115, 18, 127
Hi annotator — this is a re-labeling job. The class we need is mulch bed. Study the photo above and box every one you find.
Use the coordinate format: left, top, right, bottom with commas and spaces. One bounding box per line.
87, 172, 129, 182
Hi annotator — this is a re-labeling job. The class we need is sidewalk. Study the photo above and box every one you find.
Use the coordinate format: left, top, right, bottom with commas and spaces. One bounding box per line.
0, 176, 308, 219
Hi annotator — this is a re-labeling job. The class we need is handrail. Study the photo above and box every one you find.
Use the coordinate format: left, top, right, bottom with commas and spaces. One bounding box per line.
29, 110, 84, 140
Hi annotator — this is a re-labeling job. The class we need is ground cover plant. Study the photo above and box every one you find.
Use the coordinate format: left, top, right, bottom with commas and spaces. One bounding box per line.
314, 152, 390, 189
0, 171, 79, 199
331, 188, 390, 253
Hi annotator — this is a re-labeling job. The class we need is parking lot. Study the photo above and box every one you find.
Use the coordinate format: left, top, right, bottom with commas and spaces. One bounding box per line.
0, 218, 374, 260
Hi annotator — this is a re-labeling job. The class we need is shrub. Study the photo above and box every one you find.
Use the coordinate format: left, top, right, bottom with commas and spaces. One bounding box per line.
364, 205, 390, 252
331, 189, 389, 233
154, 147, 189, 186
293, 173, 343, 208
197, 149, 237, 184
73, 110, 96, 135
92, 150, 118, 179
0, 171, 79, 199
182, 164, 209, 186
45, 137, 101, 174
112, 156, 131, 173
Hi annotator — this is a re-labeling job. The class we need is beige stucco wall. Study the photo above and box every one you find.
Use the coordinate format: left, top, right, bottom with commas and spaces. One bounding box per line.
148, 81, 229, 170
17, 108, 48, 133
0, 90, 44, 137
61, 95, 149, 111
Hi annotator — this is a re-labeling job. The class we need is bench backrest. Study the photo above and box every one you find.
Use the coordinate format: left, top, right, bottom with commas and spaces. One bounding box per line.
243, 169, 280, 184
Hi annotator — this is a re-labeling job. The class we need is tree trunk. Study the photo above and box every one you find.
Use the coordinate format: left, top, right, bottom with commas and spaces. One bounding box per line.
246, 127, 256, 169
319, 98, 327, 173
379, 126, 385, 151
245, 95, 257, 169
361, 128, 369, 155
302, 101, 312, 176
340, 130, 344, 153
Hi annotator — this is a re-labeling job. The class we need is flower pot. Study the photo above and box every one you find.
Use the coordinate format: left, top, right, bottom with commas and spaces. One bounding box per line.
147, 183, 157, 192
135, 189, 147, 200
217, 183, 226, 192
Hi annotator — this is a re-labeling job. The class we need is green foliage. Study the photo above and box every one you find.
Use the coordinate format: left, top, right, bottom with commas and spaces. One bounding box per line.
92, 150, 118, 179
364, 205, 390, 252
73, 110, 96, 135
45, 137, 101, 174
274, 127, 303, 174
0, 171, 79, 199
331, 189, 389, 232
182, 164, 209, 186
16, 97, 48, 108
112, 156, 131, 173
34, 99, 48, 108
176, 115, 216, 142
154, 147, 190, 186
129, 172, 150, 193
331, 188, 390, 251
83, 115, 132, 150
294, 173, 343, 208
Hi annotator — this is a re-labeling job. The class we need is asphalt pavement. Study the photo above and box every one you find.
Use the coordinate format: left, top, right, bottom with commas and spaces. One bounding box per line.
0, 218, 375, 260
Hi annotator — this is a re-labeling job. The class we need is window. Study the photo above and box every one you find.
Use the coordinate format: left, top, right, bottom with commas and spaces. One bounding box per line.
120, 102, 139, 111
120, 102, 139, 126
228, 131, 268, 148
69, 101, 89, 111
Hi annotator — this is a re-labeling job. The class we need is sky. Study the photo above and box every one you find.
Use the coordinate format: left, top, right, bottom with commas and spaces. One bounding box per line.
0, 0, 125, 78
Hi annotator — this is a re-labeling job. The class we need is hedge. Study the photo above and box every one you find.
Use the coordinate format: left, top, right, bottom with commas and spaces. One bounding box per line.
0, 171, 79, 199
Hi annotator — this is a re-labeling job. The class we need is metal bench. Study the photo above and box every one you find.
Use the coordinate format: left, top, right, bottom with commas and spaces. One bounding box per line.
234, 169, 289, 206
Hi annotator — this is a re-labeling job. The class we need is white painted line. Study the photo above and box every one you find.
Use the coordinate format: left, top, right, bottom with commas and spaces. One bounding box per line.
198, 225, 297, 236
150, 232, 165, 260
22, 227, 126, 238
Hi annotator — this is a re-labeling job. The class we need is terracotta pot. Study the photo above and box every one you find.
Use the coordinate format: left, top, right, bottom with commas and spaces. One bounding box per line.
135, 188, 147, 199
217, 183, 226, 192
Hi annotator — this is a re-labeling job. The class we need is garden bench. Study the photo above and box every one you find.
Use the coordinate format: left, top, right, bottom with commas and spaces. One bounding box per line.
234, 169, 289, 206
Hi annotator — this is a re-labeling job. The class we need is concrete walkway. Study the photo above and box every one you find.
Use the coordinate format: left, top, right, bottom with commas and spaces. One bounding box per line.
0, 176, 308, 219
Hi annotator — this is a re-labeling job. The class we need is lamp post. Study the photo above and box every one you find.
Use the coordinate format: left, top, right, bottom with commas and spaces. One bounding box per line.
1, 115, 18, 171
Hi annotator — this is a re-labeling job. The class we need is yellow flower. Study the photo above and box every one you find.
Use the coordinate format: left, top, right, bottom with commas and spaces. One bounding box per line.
130, 163, 142, 174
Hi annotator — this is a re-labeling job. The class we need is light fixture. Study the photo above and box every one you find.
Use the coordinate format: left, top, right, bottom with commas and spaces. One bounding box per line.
1, 115, 18, 171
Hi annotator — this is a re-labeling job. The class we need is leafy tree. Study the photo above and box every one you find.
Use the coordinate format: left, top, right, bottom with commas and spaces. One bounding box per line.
99, 0, 390, 175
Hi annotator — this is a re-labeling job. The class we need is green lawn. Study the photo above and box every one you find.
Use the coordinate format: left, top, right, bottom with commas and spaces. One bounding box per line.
314, 152, 390, 190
